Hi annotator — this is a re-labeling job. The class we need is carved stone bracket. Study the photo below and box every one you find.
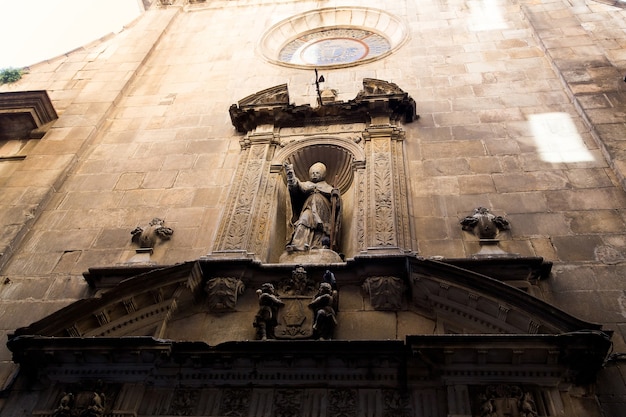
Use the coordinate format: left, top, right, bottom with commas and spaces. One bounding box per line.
130, 218, 174, 249
205, 277, 245, 312
363, 276, 405, 310
128, 218, 174, 264
461, 207, 513, 258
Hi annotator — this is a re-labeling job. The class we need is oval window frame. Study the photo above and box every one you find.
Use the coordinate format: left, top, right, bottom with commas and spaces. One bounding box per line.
259, 7, 409, 69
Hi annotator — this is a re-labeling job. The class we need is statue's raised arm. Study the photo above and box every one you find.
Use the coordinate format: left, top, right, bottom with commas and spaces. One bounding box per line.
284, 162, 341, 254
283, 162, 297, 187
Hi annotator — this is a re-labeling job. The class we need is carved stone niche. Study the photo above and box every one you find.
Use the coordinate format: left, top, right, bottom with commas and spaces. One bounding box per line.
212, 79, 418, 264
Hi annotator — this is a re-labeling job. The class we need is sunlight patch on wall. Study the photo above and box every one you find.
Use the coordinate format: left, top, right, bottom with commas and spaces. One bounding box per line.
528, 113, 595, 163
467, 0, 508, 31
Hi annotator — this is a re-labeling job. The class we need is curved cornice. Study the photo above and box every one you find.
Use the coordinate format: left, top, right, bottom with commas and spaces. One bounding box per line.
12, 262, 202, 339
408, 258, 604, 335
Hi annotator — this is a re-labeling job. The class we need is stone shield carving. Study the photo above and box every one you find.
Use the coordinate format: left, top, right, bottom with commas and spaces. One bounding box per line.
275, 295, 315, 339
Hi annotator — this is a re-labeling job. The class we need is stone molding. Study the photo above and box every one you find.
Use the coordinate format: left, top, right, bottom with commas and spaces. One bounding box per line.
7, 255, 613, 415
0, 90, 58, 140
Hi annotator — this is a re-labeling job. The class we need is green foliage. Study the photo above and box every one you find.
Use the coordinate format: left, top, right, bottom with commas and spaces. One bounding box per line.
0, 68, 24, 84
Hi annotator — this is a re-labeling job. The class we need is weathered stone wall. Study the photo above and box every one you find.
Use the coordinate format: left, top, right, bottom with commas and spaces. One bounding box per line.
1, 0, 626, 413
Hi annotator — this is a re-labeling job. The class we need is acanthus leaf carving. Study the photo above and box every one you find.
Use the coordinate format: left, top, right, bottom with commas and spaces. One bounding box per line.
224, 159, 263, 250
373, 152, 395, 246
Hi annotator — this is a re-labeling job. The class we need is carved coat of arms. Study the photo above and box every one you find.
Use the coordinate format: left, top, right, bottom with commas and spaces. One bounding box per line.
274, 265, 316, 339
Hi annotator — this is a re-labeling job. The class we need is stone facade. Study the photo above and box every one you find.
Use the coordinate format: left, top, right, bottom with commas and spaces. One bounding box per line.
1, 0, 626, 416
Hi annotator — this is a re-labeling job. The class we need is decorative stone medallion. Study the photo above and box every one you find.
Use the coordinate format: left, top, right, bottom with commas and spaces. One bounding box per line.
279, 28, 391, 67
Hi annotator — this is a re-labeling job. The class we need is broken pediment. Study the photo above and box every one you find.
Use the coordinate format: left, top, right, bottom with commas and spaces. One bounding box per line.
228, 79, 417, 133
11, 255, 608, 343
237, 83, 290, 107
7, 255, 612, 415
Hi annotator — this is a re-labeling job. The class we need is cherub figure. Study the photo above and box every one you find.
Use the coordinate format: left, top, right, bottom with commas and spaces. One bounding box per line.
477, 393, 496, 417
309, 282, 338, 340
253, 283, 284, 340
519, 392, 537, 417
82, 392, 106, 417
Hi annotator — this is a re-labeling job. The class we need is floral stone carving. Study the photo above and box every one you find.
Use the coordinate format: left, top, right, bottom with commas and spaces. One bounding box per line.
472, 385, 538, 417
461, 207, 510, 240
52, 391, 106, 417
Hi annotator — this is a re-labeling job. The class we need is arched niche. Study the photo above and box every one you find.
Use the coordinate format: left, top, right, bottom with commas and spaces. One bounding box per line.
269, 137, 366, 262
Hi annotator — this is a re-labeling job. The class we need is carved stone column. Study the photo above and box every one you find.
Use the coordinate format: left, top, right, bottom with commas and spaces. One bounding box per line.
361, 124, 412, 254
212, 139, 277, 259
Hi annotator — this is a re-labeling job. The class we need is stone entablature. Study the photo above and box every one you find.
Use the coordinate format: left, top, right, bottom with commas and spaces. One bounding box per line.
8, 333, 610, 416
